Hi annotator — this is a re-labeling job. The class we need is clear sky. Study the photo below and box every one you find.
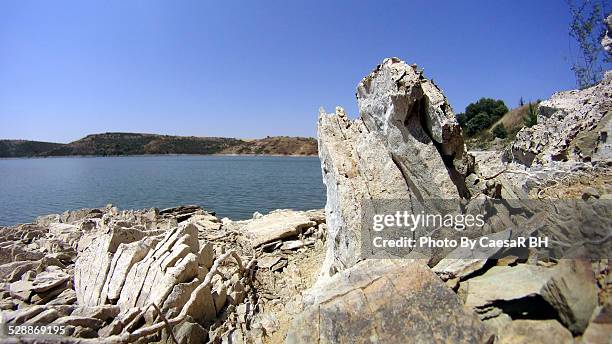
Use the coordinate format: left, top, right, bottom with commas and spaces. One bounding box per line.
0, 0, 596, 143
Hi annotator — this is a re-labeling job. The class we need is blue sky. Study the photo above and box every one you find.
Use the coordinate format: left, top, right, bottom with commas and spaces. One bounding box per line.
0, 1, 599, 142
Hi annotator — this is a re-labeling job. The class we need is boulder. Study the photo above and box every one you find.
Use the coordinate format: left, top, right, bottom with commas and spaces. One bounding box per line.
168, 320, 208, 344
46, 288, 77, 306
288, 259, 493, 343
71, 305, 120, 322
30, 269, 70, 293
461, 260, 597, 334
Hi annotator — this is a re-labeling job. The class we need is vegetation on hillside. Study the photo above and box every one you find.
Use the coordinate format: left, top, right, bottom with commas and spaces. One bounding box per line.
0, 133, 318, 158
461, 99, 541, 150
457, 98, 509, 136
0, 140, 65, 158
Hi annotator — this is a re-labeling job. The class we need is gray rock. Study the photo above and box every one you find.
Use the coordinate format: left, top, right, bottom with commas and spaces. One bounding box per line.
433, 229, 511, 280
582, 186, 601, 200
317, 58, 471, 279
30, 269, 70, 293
197, 242, 214, 270
74, 226, 147, 307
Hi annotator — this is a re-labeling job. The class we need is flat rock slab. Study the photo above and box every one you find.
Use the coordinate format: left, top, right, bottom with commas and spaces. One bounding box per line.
257, 256, 282, 269
498, 320, 573, 344
243, 210, 316, 247
31, 270, 71, 293
288, 260, 493, 343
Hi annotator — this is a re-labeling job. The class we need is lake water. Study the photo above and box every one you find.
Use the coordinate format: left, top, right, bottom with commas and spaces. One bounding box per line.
0, 155, 326, 226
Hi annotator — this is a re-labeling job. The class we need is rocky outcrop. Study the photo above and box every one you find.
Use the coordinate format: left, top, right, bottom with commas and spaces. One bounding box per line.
317, 58, 471, 277
511, 71, 612, 166
304, 57, 611, 344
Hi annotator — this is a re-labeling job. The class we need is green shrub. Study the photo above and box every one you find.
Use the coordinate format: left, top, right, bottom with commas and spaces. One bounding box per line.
524, 103, 538, 128
492, 123, 508, 139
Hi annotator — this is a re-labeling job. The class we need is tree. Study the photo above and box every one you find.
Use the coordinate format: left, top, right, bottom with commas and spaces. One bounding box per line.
460, 98, 509, 136
567, 0, 611, 88
524, 103, 538, 128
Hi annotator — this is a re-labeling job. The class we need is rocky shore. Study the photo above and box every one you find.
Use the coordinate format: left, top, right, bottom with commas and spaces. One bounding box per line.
1, 58, 611, 343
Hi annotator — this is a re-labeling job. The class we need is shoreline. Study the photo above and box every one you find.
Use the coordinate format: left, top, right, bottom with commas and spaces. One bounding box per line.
0, 153, 319, 160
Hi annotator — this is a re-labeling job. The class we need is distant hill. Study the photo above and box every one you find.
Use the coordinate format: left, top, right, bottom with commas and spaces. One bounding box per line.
0, 140, 65, 158
221, 136, 317, 155
0, 133, 318, 158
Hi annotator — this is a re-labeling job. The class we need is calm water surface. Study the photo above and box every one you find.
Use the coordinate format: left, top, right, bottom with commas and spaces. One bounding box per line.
0, 155, 326, 226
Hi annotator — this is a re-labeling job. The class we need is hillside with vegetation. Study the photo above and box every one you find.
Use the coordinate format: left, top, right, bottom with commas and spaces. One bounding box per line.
0, 140, 65, 158
459, 98, 539, 150
0, 133, 318, 157
220, 136, 317, 155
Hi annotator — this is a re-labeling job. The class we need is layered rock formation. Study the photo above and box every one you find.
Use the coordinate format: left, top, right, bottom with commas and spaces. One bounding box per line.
293, 57, 611, 343
317, 58, 472, 277
1, 205, 327, 343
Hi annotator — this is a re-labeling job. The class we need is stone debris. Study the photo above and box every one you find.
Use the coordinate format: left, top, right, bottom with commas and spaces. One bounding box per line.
511, 71, 612, 166
0, 205, 326, 343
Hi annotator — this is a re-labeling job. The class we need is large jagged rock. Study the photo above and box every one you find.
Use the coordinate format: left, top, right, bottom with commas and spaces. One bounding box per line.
511, 71, 612, 166
287, 259, 493, 343
317, 58, 470, 277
